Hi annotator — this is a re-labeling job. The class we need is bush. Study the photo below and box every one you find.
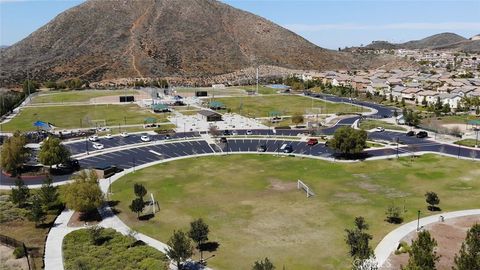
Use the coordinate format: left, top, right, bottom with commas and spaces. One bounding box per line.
13, 246, 26, 258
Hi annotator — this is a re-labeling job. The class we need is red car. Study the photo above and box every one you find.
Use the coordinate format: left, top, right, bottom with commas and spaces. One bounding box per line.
307, 138, 318, 146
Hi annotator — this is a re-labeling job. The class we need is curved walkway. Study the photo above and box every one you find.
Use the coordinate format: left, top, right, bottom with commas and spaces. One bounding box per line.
375, 209, 480, 268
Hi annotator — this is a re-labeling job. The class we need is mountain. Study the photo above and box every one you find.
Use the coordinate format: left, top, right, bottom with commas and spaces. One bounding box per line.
0, 0, 364, 85
365, 32, 480, 52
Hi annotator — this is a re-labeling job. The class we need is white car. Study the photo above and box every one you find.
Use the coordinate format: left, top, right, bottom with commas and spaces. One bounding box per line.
141, 135, 151, 142
120, 132, 129, 137
375, 127, 385, 132
88, 135, 99, 142
104, 134, 113, 139
92, 143, 104, 150
246, 130, 253, 135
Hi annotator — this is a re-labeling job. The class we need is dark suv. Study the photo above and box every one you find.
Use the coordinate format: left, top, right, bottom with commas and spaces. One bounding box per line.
416, 131, 428, 138
406, 131, 416, 136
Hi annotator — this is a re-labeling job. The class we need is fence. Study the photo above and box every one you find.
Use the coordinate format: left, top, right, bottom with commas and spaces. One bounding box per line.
0, 233, 37, 270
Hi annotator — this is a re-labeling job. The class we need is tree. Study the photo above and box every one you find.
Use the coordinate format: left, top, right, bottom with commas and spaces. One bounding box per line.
328, 127, 367, 156
22, 80, 39, 95
39, 176, 59, 210
61, 170, 103, 213
133, 183, 147, 199
11, 178, 30, 208
209, 126, 221, 137
44, 80, 57, 90
88, 226, 104, 245
0, 132, 28, 175
252, 257, 275, 270
129, 197, 145, 219
165, 230, 194, 270
453, 223, 480, 270
291, 113, 304, 125
402, 230, 439, 270
385, 203, 403, 224
188, 218, 209, 260
38, 136, 71, 169
29, 195, 46, 227
345, 217, 373, 260
424, 192, 440, 211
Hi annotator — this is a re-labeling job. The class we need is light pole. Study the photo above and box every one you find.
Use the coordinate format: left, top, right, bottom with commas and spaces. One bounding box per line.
396, 137, 399, 159
85, 136, 89, 155
416, 210, 421, 231
475, 129, 479, 148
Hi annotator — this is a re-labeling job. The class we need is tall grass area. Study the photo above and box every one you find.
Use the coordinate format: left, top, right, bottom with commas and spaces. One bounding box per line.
110, 154, 480, 270
63, 228, 167, 270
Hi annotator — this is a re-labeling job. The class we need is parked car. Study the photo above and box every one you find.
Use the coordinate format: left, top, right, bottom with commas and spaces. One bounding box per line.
141, 135, 150, 142
120, 132, 129, 138
375, 127, 385, 132
88, 135, 99, 142
406, 131, 416, 137
280, 143, 293, 153
307, 138, 318, 146
246, 130, 253, 135
165, 134, 171, 140
231, 130, 238, 136
92, 143, 104, 150
104, 134, 113, 139
257, 144, 267, 152
416, 131, 428, 138
219, 137, 227, 143
223, 130, 232, 136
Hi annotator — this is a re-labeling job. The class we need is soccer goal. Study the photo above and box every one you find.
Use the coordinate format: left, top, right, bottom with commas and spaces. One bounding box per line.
297, 179, 315, 198
91, 119, 107, 128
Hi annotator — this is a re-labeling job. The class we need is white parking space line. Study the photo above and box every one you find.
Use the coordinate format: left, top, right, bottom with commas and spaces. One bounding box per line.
149, 150, 163, 156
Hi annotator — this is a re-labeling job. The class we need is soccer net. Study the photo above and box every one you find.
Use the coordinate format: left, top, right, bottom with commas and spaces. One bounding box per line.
297, 179, 315, 198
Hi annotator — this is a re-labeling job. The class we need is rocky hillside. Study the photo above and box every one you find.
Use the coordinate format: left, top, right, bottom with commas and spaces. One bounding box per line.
1, 0, 366, 86
365, 32, 480, 52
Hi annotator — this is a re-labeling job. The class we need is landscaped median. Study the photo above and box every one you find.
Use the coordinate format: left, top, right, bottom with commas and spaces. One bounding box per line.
359, 119, 407, 131
454, 139, 479, 148
63, 228, 168, 270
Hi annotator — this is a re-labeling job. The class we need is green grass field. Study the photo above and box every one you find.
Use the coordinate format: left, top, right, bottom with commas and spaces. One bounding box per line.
32, 90, 140, 104
213, 95, 367, 117
1, 104, 170, 132
359, 119, 407, 131
239, 85, 279, 95
111, 154, 480, 270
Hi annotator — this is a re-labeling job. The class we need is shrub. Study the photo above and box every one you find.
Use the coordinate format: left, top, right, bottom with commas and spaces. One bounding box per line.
13, 246, 26, 258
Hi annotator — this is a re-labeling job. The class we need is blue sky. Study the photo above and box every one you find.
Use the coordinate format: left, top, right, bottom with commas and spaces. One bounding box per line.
1, 0, 479, 49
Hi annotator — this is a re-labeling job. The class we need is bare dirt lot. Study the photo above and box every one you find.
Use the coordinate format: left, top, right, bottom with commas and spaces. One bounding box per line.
381, 214, 480, 270
0, 245, 28, 270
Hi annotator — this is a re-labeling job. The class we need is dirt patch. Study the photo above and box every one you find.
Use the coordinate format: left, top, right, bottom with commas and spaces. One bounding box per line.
333, 192, 367, 203
0, 245, 29, 270
355, 180, 409, 198
268, 179, 296, 191
381, 215, 480, 270
67, 209, 103, 227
